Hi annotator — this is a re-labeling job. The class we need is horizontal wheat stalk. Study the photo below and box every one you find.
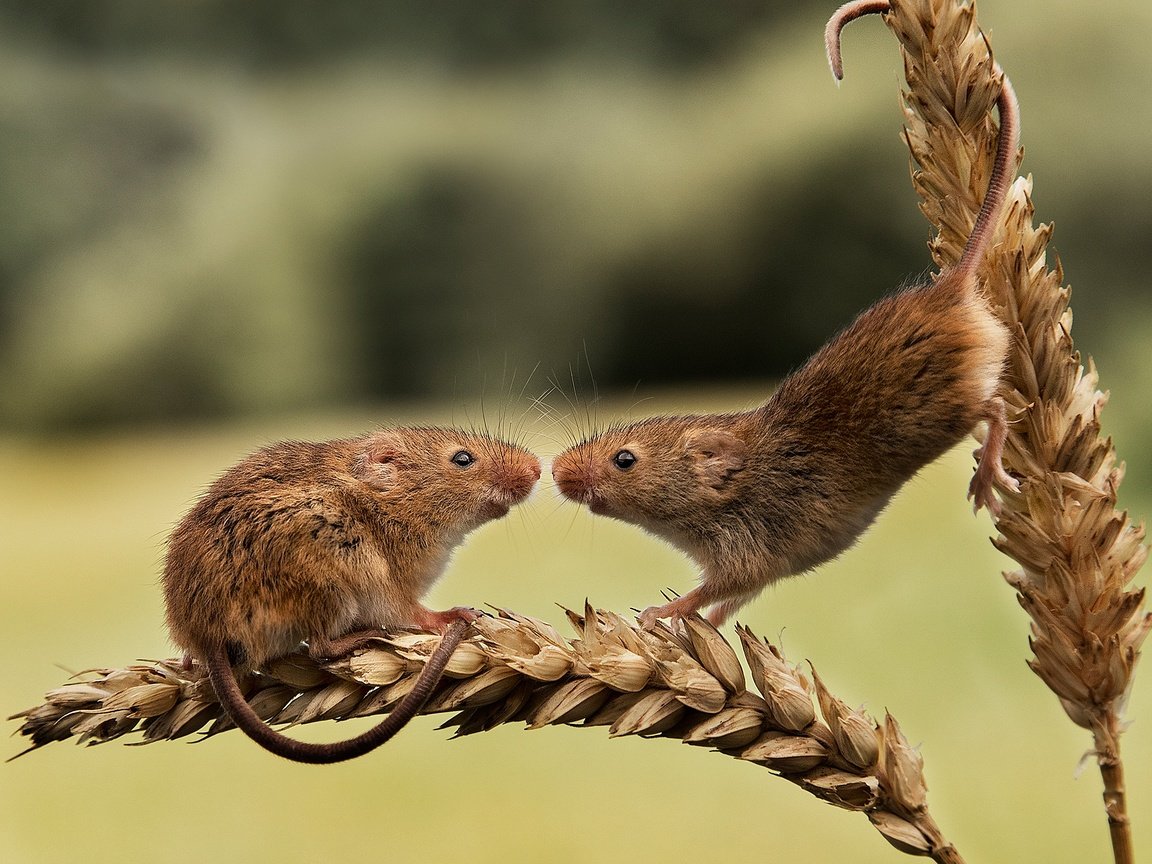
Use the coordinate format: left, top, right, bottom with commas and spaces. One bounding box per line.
11, 606, 963, 862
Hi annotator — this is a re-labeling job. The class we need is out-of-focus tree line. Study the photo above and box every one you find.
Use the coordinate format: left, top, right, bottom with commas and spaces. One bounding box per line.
0, 0, 1147, 431
0, 0, 791, 69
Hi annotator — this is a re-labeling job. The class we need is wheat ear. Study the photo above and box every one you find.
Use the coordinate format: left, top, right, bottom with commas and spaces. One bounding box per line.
11, 607, 965, 862
875, 1, 1149, 861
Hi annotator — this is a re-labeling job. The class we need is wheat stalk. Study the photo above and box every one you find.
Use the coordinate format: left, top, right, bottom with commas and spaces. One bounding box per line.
11, 607, 965, 862
871, 0, 1150, 861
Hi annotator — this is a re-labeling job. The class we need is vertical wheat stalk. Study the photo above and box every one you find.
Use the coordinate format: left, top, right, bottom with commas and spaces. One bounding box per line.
877, 1, 1150, 861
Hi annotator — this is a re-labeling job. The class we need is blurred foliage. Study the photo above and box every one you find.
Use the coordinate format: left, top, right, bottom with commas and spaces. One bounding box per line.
0, 0, 794, 70
0, 0, 1148, 431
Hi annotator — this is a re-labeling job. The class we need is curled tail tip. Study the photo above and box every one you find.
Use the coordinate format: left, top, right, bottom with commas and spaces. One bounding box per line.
825, 0, 892, 84
824, 40, 846, 82
824, 13, 846, 81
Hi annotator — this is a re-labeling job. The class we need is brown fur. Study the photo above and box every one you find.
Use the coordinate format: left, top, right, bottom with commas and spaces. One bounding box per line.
552, 5, 1020, 628
164, 426, 540, 761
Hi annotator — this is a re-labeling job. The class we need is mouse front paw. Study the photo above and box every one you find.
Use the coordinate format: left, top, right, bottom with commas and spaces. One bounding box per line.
638, 597, 700, 631
637, 605, 665, 631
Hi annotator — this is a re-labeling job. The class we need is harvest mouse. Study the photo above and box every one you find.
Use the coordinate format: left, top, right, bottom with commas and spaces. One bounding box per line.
163, 426, 541, 763
552, 0, 1020, 628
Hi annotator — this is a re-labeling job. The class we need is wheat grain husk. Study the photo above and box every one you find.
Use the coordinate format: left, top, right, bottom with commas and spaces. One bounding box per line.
10, 607, 960, 860
880, 1, 1147, 861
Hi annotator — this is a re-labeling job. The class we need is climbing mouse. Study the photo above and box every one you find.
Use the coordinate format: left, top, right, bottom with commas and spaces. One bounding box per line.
551, 0, 1020, 629
163, 426, 540, 763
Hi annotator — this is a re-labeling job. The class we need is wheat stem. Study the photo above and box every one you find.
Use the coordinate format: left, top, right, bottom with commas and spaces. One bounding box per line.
1097, 715, 1135, 864
915, 815, 963, 864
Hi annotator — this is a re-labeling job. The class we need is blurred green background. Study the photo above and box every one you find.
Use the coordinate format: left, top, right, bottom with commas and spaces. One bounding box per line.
2, 1, 1150, 862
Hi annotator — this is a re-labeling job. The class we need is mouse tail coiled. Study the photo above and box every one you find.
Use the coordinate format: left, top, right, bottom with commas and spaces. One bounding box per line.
206, 619, 468, 764
824, 0, 891, 81
824, 0, 1020, 281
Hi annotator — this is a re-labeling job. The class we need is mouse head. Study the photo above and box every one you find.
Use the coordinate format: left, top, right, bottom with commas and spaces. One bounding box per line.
551, 414, 747, 537
353, 427, 541, 531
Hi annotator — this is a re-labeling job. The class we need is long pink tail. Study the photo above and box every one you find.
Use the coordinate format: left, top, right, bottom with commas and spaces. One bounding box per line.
824, 0, 1020, 279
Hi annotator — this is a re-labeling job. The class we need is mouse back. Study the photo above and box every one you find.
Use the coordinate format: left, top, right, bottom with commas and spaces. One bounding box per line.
761, 273, 1008, 488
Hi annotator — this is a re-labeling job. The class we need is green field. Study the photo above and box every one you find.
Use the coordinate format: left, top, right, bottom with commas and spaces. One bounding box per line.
3, 390, 1149, 864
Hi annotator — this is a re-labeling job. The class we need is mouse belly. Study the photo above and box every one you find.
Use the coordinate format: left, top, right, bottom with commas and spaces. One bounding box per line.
781, 491, 893, 577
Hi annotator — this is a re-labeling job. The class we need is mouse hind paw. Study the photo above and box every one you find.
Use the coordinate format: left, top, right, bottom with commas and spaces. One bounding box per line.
968, 453, 1020, 516
308, 628, 388, 661
413, 605, 481, 634
968, 397, 1020, 516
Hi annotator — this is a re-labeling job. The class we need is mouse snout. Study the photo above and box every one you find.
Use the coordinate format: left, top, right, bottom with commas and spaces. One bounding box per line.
551, 452, 596, 502
492, 454, 541, 503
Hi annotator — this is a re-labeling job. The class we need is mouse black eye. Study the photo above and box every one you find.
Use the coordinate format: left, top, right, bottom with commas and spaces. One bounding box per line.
612, 450, 637, 471
450, 450, 475, 468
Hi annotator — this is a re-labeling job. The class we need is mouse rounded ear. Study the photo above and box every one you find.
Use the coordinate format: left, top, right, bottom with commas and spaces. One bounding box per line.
684, 428, 746, 494
364, 432, 404, 463
356, 431, 404, 488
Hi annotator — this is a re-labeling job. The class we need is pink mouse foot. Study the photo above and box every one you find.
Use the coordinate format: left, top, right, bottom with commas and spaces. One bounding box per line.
638, 597, 701, 631
968, 397, 1020, 516
414, 606, 481, 634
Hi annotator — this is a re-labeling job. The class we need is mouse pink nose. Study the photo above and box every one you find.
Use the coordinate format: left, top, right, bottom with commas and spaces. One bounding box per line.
495, 456, 541, 501
551, 453, 593, 500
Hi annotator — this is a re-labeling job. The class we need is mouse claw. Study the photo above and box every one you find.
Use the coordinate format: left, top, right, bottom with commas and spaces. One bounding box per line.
969, 487, 1000, 517
968, 470, 999, 515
